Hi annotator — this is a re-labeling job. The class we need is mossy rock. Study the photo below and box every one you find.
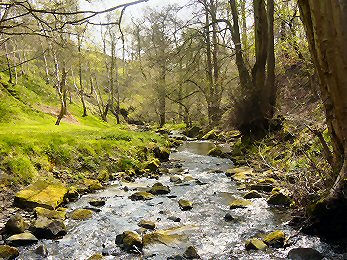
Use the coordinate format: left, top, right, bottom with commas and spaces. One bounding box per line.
66, 186, 80, 201
4, 214, 26, 235
144, 159, 161, 172
202, 129, 219, 140
263, 230, 285, 248
14, 180, 68, 210
149, 182, 170, 195
267, 192, 291, 206
243, 191, 262, 199
97, 170, 109, 182
178, 199, 193, 211
153, 147, 170, 162
207, 147, 224, 157
143, 231, 185, 246
129, 191, 154, 201
84, 179, 103, 192
116, 231, 143, 252
245, 239, 267, 251
89, 199, 106, 207
0, 245, 19, 260
138, 220, 156, 230
170, 176, 182, 183
258, 178, 276, 184
229, 199, 252, 209
70, 209, 93, 220
230, 172, 250, 182
225, 167, 253, 177
183, 246, 200, 259
6, 232, 38, 246
87, 253, 104, 260
185, 126, 202, 138
34, 207, 66, 220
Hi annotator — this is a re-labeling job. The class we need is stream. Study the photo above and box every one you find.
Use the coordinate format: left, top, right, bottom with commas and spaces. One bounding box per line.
19, 141, 345, 259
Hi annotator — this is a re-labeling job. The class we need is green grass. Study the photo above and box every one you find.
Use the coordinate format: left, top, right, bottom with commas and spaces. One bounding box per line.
0, 71, 165, 187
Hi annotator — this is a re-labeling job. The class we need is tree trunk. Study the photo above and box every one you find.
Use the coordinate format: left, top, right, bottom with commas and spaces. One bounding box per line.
298, 0, 347, 239
55, 66, 68, 125
78, 36, 87, 117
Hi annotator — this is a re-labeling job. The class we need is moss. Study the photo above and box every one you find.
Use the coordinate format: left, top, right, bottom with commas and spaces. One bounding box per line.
70, 209, 93, 220
225, 167, 253, 177
34, 207, 66, 220
87, 253, 103, 260
229, 199, 252, 209
0, 245, 19, 259
129, 191, 154, 201
263, 230, 285, 247
178, 199, 193, 211
143, 231, 184, 246
245, 239, 267, 251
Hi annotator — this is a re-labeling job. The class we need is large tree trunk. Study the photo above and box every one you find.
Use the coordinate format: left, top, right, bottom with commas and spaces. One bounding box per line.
298, 0, 347, 240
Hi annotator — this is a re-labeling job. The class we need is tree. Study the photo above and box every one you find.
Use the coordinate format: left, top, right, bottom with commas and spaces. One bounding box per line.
298, 0, 347, 239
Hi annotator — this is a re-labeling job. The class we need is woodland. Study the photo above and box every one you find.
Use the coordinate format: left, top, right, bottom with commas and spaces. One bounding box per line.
0, 0, 346, 259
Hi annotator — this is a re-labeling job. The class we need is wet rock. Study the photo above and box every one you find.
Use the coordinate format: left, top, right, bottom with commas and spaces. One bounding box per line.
202, 129, 219, 140
84, 179, 103, 192
195, 179, 208, 185
258, 178, 276, 184
183, 176, 195, 182
287, 248, 323, 260
153, 147, 170, 162
87, 253, 103, 260
167, 255, 184, 260
0, 245, 19, 260
35, 244, 48, 257
243, 191, 262, 199
263, 230, 285, 248
183, 246, 200, 259
70, 209, 93, 220
267, 192, 291, 206
34, 207, 66, 220
14, 180, 68, 210
129, 191, 154, 201
245, 239, 267, 251
225, 167, 253, 177
6, 232, 38, 246
116, 231, 143, 252
4, 214, 26, 235
89, 199, 106, 207
66, 186, 80, 201
168, 216, 181, 222
32, 217, 66, 239
84, 206, 101, 213
250, 184, 274, 192
170, 176, 182, 183
229, 199, 252, 209
143, 231, 184, 246
144, 159, 161, 172
149, 183, 170, 195
224, 213, 234, 222
138, 220, 155, 230
178, 199, 193, 211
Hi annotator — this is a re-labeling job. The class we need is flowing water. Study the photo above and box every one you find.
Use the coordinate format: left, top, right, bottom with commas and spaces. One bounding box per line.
19, 141, 345, 259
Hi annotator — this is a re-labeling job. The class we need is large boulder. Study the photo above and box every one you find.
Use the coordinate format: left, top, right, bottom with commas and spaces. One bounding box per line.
245, 239, 267, 251
0, 245, 19, 260
263, 230, 285, 248
129, 191, 154, 201
149, 182, 170, 195
267, 192, 291, 206
32, 217, 66, 239
178, 199, 193, 211
116, 231, 143, 252
287, 248, 323, 260
229, 199, 252, 209
84, 179, 103, 192
14, 180, 68, 210
4, 214, 26, 235
6, 232, 38, 247
185, 126, 202, 138
144, 159, 161, 172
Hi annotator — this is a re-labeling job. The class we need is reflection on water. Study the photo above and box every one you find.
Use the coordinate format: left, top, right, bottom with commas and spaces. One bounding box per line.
177, 141, 215, 155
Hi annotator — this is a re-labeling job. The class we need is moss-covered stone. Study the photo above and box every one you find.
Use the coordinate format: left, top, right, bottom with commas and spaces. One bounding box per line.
207, 147, 224, 157
170, 176, 182, 183
116, 231, 143, 252
89, 199, 106, 207
183, 246, 200, 259
230, 172, 250, 182
0, 245, 19, 260
153, 147, 170, 162
258, 178, 276, 184
250, 184, 274, 192
144, 159, 161, 172
245, 239, 267, 251
97, 169, 109, 182
84, 179, 103, 192
66, 186, 80, 201
229, 199, 252, 209
138, 220, 156, 230
129, 191, 154, 201
225, 167, 253, 177
14, 180, 68, 210
143, 231, 184, 246
87, 253, 103, 260
70, 209, 93, 220
34, 207, 66, 220
6, 232, 38, 246
202, 129, 219, 140
178, 199, 193, 211
267, 192, 291, 206
149, 182, 170, 195
263, 230, 285, 248
4, 214, 26, 235
185, 126, 202, 138
243, 190, 262, 199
